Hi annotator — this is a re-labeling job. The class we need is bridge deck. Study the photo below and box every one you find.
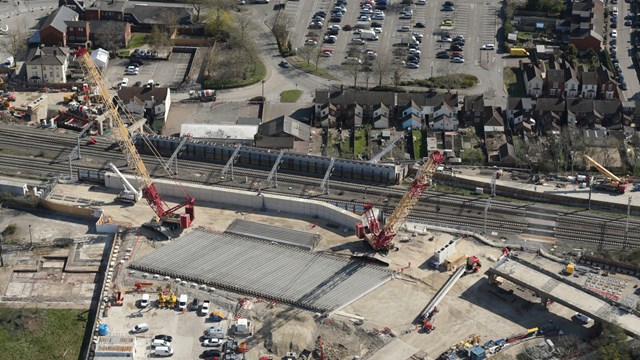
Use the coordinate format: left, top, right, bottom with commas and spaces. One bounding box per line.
487, 258, 640, 338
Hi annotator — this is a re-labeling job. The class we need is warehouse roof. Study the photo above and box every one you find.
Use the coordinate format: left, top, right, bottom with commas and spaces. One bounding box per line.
129, 229, 392, 312
225, 219, 319, 250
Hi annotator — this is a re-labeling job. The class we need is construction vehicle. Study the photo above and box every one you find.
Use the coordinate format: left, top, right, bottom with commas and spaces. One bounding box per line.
73, 48, 195, 229
167, 291, 177, 308
315, 336, 325, 360
184, 89, 216, 102
109, 162, 142, 204
465, 256, 482, 274
356, 151, 443, 252
157, 291, 167, 308
133, 281, 153, 292
583, 155, 626, 194
113, 285, 124, 306
422, 306, 438, 333
562, 263, 574, 275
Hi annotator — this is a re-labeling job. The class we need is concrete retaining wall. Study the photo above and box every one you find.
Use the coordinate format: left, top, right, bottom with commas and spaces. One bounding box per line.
104, 173, 362, 230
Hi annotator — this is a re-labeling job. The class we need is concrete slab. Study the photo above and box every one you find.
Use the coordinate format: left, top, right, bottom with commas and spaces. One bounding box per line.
366, 339, 422, 360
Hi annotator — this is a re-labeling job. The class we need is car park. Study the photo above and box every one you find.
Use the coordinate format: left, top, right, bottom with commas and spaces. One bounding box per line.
398, 25, 411, 32
481, 43, 495, 50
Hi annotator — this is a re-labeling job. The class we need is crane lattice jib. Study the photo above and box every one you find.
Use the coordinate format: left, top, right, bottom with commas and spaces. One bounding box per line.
373, 151, 443, 249
76, 50, 168, 217
583, 154, 622, 183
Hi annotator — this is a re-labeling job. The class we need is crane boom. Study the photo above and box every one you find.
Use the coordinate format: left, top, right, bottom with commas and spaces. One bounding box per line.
583, 155, 622, 183
357, 151, 443, 251
75, 49, 194, 227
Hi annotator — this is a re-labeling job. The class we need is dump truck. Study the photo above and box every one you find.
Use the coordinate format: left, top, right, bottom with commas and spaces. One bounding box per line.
509, 47, 529, 57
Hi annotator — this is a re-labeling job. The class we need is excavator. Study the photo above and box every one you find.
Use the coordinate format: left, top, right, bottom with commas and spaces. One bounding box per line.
167, 291, 177, 308
356, 151, 444, 254
465, 256, 482, 274
73, 48, 195, 230
113, 284, 124, 306
134, 281, 153, 292
583, 155, 626, 194
157, 291, 167, 309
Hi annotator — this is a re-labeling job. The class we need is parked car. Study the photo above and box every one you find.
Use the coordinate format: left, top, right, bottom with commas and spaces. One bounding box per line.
441, 19, 453, 26
202, 338, 223, 347
437, 36, 453, 42
406, 62, 419, 69
352, 38, 366, 45
451, 57, 465, 63
154, 346, 173, 357
152, 339, 171, 348
130, 323, 149, 334
436, 52, 450, 59
415, 22, 425, 28
450, 44, 463, 51
481, 43, 495, 50
278, 60, 290, 68
398, 25, 411, 32
140, 293, 150, 308
611, 29, 618, 38
154, 335, 173, 342
343, 24, 352, 30
200, 300, 210, 316
371, 21, 382, 27
120, 77, 129, 87
202, 349, 222, 357
574, 313, 593, 324
442, 5, 455, 11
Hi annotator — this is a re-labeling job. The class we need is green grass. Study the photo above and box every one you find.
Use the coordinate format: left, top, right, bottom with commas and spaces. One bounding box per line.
0, 307, 87, 359
204, 58, 266, 89
413, 74, 479, 89
354, 129, 367, 158
412, 130, 422, 159
280, 89, 302, 103
127, 33, 147, 49
504, 67, 527, 97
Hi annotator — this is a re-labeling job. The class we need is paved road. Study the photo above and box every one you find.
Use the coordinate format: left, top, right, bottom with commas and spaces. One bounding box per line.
611, 0, 639, 100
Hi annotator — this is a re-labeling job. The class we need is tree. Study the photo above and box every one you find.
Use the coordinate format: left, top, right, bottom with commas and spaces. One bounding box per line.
391, 63, 408, 89
183, 0, 211, 22
513, 137, 532, 168
205, 0, 234, 40
373, 53, 391, 86
235, 14, 254, 44
92, 22, 127, 53
362, 63, 374, 90
0, 25, 28, 62
567, 44, 578, 60
298, 45, 316, 67
343, 61, 362, 87
461, 147, 484, 165
270, 13, 293, 51
148, 25, 173, 51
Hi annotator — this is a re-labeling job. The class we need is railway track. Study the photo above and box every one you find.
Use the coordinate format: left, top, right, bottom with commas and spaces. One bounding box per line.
1, 124, 639, 249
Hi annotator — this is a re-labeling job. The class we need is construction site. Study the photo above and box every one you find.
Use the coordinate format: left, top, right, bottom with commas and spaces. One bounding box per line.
0, 47, 639, 360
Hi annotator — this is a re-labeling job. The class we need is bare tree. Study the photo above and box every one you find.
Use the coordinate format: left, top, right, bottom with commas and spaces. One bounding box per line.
148, 25, 173, 51
298, 45, 316, 67
93, 22, 126, 53
270, 13, 293, 50
235, 14, 254, 44
439, 61, 459, 91
343, 61, 362, 87
391, 63, 408, 89
373, 53, 391, 86
182, 0, 211, 22
362, 62, 374, 89
0, 25, 28, 62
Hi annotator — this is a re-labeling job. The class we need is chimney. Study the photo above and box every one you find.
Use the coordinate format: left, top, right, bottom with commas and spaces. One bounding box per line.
53, 50, 57, 56
151, 96, 155, 104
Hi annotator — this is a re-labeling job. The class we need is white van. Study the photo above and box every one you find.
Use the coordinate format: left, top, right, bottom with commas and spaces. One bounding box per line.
178, 294, 188, 310
130, 323, 149, 334
574, 312, 593, 324
154, 346, 174, 357
152, 339, 171, 347
140, 293, 150, 308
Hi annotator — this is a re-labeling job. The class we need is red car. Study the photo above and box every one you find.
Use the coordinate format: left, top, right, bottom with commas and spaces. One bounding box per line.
343, 24, 352, 30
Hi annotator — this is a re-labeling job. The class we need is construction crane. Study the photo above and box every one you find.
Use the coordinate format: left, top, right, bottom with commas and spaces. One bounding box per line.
583, 155, 626, 194
74, 48, 195, 228
356, 151, 443, 252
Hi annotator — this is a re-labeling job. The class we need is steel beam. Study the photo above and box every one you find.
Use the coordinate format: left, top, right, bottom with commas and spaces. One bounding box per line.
76, 120, 96, 159
319, 157, 336, 195
370, 137, 401, 164
165, 136, 189, 175
266, 150, 285, 187
221, 145, 242, 180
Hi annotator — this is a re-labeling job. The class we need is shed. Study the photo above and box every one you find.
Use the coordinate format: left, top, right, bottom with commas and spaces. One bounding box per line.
469, 346, 485, 360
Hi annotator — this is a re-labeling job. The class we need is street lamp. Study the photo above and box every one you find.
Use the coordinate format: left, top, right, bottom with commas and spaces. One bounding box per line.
261, 80, 265, 101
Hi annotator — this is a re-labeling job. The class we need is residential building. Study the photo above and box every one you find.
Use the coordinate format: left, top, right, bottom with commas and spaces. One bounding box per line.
580, 71, 598, 99
345, 103, 364, 128
65, 20, 89, 46
534, 98, 565, 133
25, 46, 69, 83
568, 0, 604, 51
315, 101, 337, 128
40, 6, 79, 46
461, 94, 485, 126
483, 106, 505, 134
596, 64, 618, 100
372, 103, 389, 129
506, 97, 536, 128
498, 143, 517, 166
85, 0, 127, 21
117, 86, 171, 126
522, 61, 545, 97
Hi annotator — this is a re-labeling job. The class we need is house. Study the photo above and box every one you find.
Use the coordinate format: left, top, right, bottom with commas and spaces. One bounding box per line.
65, 20, 89, 47
430, 114, 458, 131
25, 46, 69, 84
255, 115, 311, 151
117, 86, 171, 126
422, 91, 458, 118
315, 101, 337, 128
595, 99, 626, 128
564, 66, 580, 98
522, 61, 545, 97
125, 4, 193, 28
581, 71, 598, 99
180, 124, 257, 145
345, 103, 364, 128
483, 106, 505, 134
90, 20, 131, 50
40, 6, 79, 46
534, 98, 565, 133
545, 69, 565, 97
596, 64, 618, 100
59, 0, 86, 16
506, 97, 536, 128
402, 113, 421, 130
85, 0, 127, 21
567, 98, 597, 127
568, 0, 604, 52
372, 103, 389, 129
462, 94, 485, 126
498, 143, 517, 166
